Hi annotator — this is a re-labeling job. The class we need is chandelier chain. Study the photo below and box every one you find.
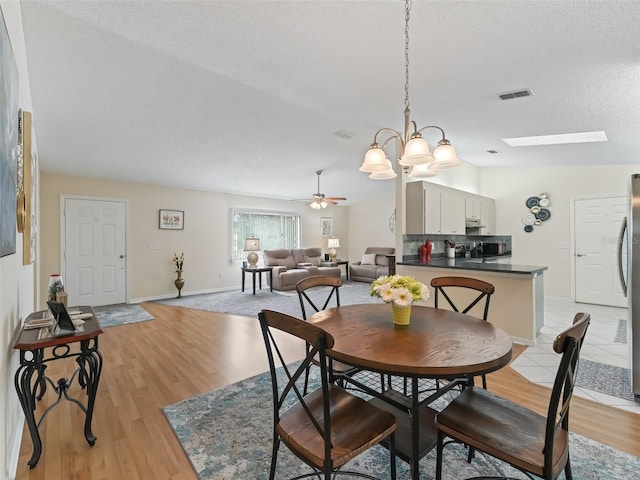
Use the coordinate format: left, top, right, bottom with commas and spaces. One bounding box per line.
404, 0, 411, 111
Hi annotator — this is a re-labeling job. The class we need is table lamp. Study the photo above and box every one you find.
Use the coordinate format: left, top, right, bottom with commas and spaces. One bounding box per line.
244, 237, 261, 267
327, 237, 340, 261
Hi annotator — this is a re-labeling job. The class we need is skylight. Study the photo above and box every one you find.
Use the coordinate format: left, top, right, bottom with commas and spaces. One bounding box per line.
502, 131, 608, 147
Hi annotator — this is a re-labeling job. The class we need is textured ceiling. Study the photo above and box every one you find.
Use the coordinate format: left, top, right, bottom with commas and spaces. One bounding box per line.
19, 0, 640, 205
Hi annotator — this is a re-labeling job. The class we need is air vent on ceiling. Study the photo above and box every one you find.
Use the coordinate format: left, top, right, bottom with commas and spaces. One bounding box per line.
334, 129, 355, 139
486, 149, 500, 154
498, 88, 535, 101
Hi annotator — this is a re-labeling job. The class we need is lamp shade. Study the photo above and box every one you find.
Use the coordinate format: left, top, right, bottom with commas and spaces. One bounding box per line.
433, 141, 461, 168
408, 162, 438, 179
360, 145, 389, 172
369, 159, 397, 180
399, 135, 434, 166
327, 237, 340, 248
244, 237, 261, 251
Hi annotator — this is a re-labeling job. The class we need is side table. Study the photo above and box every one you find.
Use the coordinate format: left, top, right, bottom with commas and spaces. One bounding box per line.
335, 259, 349, 280
14, 306, 104, 468
241, 266, 273, 294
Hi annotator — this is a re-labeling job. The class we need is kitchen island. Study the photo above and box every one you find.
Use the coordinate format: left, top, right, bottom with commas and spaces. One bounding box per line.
397, 258, 548, 344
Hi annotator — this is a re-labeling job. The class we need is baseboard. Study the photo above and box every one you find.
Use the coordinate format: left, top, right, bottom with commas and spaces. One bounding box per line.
512, 336, 535, 347
130, 286, 238, 304
7, 411, 24, 480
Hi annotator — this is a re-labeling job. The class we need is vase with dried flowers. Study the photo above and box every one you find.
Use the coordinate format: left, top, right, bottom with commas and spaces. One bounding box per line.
172, 252, 185, 298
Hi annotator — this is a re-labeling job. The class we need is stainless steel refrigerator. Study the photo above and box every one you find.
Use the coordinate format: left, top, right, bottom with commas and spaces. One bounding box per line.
617, 173, 640, 403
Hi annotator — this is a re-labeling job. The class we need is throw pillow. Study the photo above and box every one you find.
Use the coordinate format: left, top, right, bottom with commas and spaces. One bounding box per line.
361, 253, 377, 265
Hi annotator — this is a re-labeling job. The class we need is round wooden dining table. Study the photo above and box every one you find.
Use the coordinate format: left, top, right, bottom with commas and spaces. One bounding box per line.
309, 303, 513, 480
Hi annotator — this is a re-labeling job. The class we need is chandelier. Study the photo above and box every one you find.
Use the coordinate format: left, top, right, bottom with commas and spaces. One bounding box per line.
359, 0, 460, 180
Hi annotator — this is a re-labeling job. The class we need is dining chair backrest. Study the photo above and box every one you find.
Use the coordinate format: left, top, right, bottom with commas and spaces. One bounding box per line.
434, 312, 591, 480
296, 275, 342, 320
431, 276, 495, 320
543, 312, 590, 473
258, 309, 397, 479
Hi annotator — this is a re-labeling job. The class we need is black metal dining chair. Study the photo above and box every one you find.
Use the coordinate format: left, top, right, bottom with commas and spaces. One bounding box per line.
435, 312, 590, 480
296, 275, 363, 394
258, 309, 397, 480
431, 276, 495, 388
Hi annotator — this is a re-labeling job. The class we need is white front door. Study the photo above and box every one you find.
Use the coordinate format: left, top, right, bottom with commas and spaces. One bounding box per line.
574, 196, 627, 307
63, 197, 127, 306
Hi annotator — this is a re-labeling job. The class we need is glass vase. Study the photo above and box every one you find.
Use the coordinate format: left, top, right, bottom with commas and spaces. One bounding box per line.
48, 274, 64, 302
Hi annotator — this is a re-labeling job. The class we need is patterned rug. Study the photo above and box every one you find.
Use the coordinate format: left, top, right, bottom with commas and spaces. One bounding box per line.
163, 367, 640, 480
155, 280, 381, 318
93, 303, 154, 328
614, 318, 627, 343
577, 359, 633, 401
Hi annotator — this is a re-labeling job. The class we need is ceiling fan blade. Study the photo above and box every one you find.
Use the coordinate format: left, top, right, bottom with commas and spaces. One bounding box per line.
325, 199, 338, 205
325, 197, 347, 201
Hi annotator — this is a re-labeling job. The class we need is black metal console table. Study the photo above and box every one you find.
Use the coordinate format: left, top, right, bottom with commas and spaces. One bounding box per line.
13, 306, 103, 468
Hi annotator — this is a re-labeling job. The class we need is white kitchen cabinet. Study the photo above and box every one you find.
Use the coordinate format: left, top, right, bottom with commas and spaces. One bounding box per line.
406, 181, 441, 234
425, 187, 441, 234
480, 197, 496, 235
440, 190, 466, 234
465, 196, 482, 219
406, 181, 493, 235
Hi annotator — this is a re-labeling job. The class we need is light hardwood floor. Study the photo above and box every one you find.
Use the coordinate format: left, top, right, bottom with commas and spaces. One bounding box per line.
15, 303, 640, 480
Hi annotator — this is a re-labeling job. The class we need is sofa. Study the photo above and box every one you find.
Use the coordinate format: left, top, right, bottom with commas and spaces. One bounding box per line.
349, 247, 396, 283
262, 248, 342, 291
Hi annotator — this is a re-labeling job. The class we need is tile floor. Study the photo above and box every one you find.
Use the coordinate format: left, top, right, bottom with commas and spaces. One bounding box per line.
511, 296, 640, 414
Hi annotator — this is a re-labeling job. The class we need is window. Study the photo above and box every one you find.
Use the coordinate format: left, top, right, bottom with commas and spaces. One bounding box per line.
231, 209, 300, 260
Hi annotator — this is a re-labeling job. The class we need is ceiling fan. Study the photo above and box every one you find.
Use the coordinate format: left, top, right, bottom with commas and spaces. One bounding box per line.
307, 170, 347, 209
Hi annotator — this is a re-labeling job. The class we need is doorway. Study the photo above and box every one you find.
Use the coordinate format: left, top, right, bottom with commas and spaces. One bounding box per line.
61, 196, 128, 306
573, 195, 626, 307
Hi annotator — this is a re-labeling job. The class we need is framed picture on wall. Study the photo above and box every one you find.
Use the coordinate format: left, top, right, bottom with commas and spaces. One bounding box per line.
320, 217, 332, 237
159, 209, 184, 230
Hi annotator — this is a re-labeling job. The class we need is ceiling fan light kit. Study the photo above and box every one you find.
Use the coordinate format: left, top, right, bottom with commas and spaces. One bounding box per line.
308, 170, 346, 209
360, 0, 460, 180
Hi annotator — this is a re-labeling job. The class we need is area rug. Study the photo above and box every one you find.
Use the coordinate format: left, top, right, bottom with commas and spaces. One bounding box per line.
576, 358, 633, 401
155, 280, 380, 318
163, 367, 640, 480
93, 303, 154, 328
614, 319, 627, 343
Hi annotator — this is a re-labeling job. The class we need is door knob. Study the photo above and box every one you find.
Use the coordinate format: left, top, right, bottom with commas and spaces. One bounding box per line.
576, 254, 585, 257
120, 255, 125, 258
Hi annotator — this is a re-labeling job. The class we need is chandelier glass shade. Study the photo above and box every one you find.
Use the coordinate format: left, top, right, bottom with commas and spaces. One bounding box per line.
408, 162, 437, 179
360, 0, 460, 180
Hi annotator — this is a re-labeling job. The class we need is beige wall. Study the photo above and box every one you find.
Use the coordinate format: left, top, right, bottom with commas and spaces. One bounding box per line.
481, 164, 639, 297
40, 174, 351, 304
1, 2, 36, 479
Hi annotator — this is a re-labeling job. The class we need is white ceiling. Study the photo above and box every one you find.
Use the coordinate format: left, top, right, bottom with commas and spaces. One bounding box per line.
19, 0, 640, 205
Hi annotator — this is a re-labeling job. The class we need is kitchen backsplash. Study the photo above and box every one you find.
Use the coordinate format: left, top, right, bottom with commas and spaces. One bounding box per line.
403, 234, 512, 260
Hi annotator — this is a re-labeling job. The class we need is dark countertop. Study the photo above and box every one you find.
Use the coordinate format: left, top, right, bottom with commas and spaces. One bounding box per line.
397, 257, 548, 275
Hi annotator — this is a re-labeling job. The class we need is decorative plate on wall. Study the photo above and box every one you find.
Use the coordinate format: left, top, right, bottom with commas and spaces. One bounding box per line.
537, 208, 551, 221
524, 225, 534, 232
526, 196, 540, 208
539, 198, 550, 207
522, 213, 536, 225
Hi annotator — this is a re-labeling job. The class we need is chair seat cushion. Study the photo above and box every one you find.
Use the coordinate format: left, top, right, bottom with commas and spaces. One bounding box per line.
277, 384, 396, 469
435, 386, 569, 478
